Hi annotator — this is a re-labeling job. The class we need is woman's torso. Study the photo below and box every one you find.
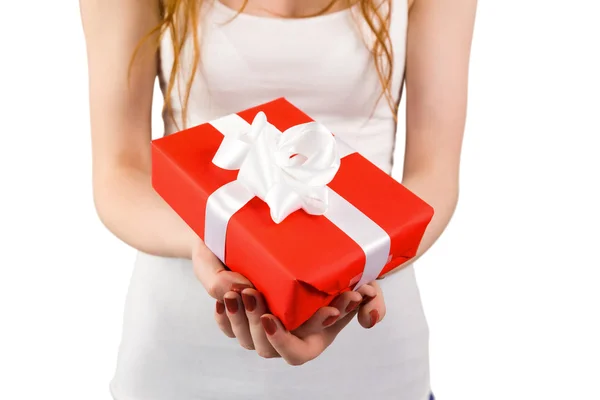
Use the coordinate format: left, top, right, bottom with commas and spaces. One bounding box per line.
110, 1, 432, 399
159, 0, 406, 172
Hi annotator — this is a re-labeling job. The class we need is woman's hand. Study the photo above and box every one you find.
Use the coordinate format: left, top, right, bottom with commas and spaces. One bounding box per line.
217, 282, 386, 365
193, 237, 386, 365
191, 237, 254, 301
257, 281, 386, 366
218, 288, 363, 359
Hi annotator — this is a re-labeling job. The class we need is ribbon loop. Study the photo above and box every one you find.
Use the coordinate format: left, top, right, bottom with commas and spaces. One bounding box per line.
212, 136, 251, 170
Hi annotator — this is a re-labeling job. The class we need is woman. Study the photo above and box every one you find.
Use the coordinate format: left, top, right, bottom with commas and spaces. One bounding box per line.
80, 0, 476, 399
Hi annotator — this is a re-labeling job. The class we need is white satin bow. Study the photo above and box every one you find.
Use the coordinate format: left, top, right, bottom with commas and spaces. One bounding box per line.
212, 112, 341, 223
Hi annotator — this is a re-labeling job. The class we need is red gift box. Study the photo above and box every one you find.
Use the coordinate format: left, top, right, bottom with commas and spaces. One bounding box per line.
152, 98, 434, 331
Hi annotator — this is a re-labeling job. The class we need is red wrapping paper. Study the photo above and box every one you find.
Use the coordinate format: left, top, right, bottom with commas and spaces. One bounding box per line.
152, 98, 434, 330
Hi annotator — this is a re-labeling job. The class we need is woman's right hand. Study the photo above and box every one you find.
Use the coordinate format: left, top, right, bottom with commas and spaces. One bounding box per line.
191, 237, 254, 304
191, 238, 371, 359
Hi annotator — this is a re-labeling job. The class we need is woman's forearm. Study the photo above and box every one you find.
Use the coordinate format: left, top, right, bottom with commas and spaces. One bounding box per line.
92, 162, 456, 263
94, 163, 197, 259
402, 171, 459, 261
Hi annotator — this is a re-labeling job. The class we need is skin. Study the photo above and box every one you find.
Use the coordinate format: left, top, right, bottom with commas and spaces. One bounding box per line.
79, 0, 476, 366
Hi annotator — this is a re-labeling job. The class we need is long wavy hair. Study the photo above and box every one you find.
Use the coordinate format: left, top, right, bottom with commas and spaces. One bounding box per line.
133, 0, 394, 128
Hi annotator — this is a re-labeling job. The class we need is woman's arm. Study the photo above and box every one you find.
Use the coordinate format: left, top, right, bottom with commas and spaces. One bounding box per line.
80, 0, 196, 259
400, 0, 478, 260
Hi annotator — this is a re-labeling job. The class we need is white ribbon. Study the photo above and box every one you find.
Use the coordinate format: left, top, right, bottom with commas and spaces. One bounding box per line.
212, 111, 341, 224
206, 111, 391, 290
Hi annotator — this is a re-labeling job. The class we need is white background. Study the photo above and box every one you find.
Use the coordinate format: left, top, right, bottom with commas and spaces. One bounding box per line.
1, 1, 599, 399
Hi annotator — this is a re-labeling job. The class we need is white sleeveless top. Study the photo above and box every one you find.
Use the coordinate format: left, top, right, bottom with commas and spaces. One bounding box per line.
110, 1, 432, 399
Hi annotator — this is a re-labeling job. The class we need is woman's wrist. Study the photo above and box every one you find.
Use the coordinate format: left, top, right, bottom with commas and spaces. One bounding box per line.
161, 217, 198, 260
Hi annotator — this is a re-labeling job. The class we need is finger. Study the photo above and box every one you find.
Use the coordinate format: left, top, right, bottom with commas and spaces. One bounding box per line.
293, 306, 341, 337
356, 282, 378, 302
261, 309, 358, 366
329, 290, 363, 319
214, 300, 235, 338
321, 308, 358, 336
293, 291, 364, 338
192, 239, 253, 300
260, 315, 317, 366
223, 291, 254, 350
241, 289, 279, 359
357, 282, 386, 329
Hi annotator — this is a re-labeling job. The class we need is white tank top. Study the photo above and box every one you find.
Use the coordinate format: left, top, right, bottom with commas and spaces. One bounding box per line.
160, 0, 405, 173
110, 2, 432, 399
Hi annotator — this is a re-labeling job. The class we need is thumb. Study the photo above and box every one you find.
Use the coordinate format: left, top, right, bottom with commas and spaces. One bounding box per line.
192, 238, 253, 300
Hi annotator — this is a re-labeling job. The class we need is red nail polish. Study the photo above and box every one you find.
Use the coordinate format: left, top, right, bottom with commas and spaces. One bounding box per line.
345, 300, 360, 313
216, 301, 225, 315
261, 317, 277, 335
224, 297, 238, 314
242, 292, 256, 312
322, 315, 338, 327
369, 309, 379, 328
231, 283, 252, 294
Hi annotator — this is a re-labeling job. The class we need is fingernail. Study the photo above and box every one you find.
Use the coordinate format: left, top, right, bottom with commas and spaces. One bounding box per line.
231, 283, 252, 294
322, 315, 338, 327
361, 295, 375, 305
345, 300, 360, 313
216, 301, 225, 315
369, 309, 379, 328
242, 292, 256, 312
261, 316, 277, 335
224, 297, 238, 314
